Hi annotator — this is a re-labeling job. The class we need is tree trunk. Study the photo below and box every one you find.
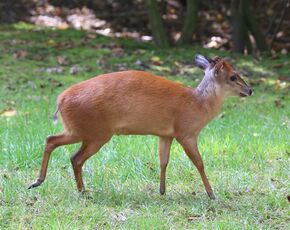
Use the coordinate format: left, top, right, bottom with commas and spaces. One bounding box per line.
0, 0, 34, 23
177, 0, 199, 45
231, 0, 247, 53
243, 0, 268, 51
231, 0, 268, 53
145, 0, 169, 48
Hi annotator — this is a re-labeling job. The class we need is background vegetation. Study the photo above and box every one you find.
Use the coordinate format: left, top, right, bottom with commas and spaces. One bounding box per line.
1, 0, 290, 53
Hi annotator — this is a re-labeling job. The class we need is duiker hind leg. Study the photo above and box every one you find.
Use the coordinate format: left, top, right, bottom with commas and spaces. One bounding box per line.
28, 133, 80, 189
71, 137, 111, 192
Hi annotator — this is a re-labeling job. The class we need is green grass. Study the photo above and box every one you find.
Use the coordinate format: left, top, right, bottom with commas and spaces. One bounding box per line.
0, 23, 289, 229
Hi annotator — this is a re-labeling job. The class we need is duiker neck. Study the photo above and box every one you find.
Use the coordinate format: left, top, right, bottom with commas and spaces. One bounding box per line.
196, 69, 225, 118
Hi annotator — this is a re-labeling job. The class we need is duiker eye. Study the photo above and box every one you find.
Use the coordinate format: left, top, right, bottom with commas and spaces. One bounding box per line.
230, 75, 237, 81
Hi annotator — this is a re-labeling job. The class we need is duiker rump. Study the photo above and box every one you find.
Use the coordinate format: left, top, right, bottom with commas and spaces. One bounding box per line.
29, 55, 252, 199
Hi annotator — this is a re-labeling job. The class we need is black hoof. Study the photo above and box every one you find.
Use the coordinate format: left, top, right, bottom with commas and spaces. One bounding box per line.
207, 191, 216, 200
28, 179, 43, 189
80, 190, 93, 199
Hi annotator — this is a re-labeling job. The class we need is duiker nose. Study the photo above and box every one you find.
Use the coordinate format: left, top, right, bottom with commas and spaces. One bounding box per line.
248, 88, 252, 96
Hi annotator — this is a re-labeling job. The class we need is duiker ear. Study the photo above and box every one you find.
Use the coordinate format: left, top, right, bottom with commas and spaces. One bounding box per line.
195, 54, 210, 70
213, 60, 224, 76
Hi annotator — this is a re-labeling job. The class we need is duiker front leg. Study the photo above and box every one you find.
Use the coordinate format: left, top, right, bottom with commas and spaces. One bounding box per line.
158, 137, 173, 195
177, 137, 215, 200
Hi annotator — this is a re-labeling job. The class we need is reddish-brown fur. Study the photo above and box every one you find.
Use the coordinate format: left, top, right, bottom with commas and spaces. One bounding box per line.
29, 56, 252, 199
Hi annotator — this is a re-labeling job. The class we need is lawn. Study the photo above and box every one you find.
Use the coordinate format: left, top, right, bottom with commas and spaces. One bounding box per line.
0, 23, 289, 229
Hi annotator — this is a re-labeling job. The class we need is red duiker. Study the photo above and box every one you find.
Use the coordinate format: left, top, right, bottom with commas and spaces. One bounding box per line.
29, 54, 252, 199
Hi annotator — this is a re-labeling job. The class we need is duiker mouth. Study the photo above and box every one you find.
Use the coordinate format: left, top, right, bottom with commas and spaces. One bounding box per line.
240, 87, 252, 97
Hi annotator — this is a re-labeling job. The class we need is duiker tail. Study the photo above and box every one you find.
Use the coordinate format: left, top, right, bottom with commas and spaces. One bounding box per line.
52, 107, 59, 124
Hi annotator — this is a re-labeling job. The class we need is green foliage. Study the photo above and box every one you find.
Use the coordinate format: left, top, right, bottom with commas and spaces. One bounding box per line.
0, 24, 289, 229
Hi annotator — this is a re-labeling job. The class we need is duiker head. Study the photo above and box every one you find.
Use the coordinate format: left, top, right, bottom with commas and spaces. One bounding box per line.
195, 54, 252, 97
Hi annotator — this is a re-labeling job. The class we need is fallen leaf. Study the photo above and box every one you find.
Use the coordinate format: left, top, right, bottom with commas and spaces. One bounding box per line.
3, 173, 10, 179
57, 56, 69, 65
1, 109, 17, 117
188, 214, 203, 221
134, 49, 146, 55
57, 24, 69, 30
281, 49, 287, 55
273, 63, 285, 69
150, 56, 163, 65
274, 100, 283, 108
145, 162, 155, 171
218, 112, 226, 119
48, 78, 63, 87
115, 63, 127, 71
111, 47, 124, 57
144, 184, 155, 193
13, 49, 27, 59
274, 80, 288, 90
47, 39, 56, 46
277, 76, 288, 82
281, 116, 290, 128
174, 61, 182, 68
95, 42, 121, 50
134, 60, 149, 68
70, 65, 84, 75
5, 100, 16, 106
134, 60, 142, 66
114, 213, 127, 223
26, 196, 38, 206
40, 67, 64, 74
86, 33, 96, 39
272, 62, 289, 69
